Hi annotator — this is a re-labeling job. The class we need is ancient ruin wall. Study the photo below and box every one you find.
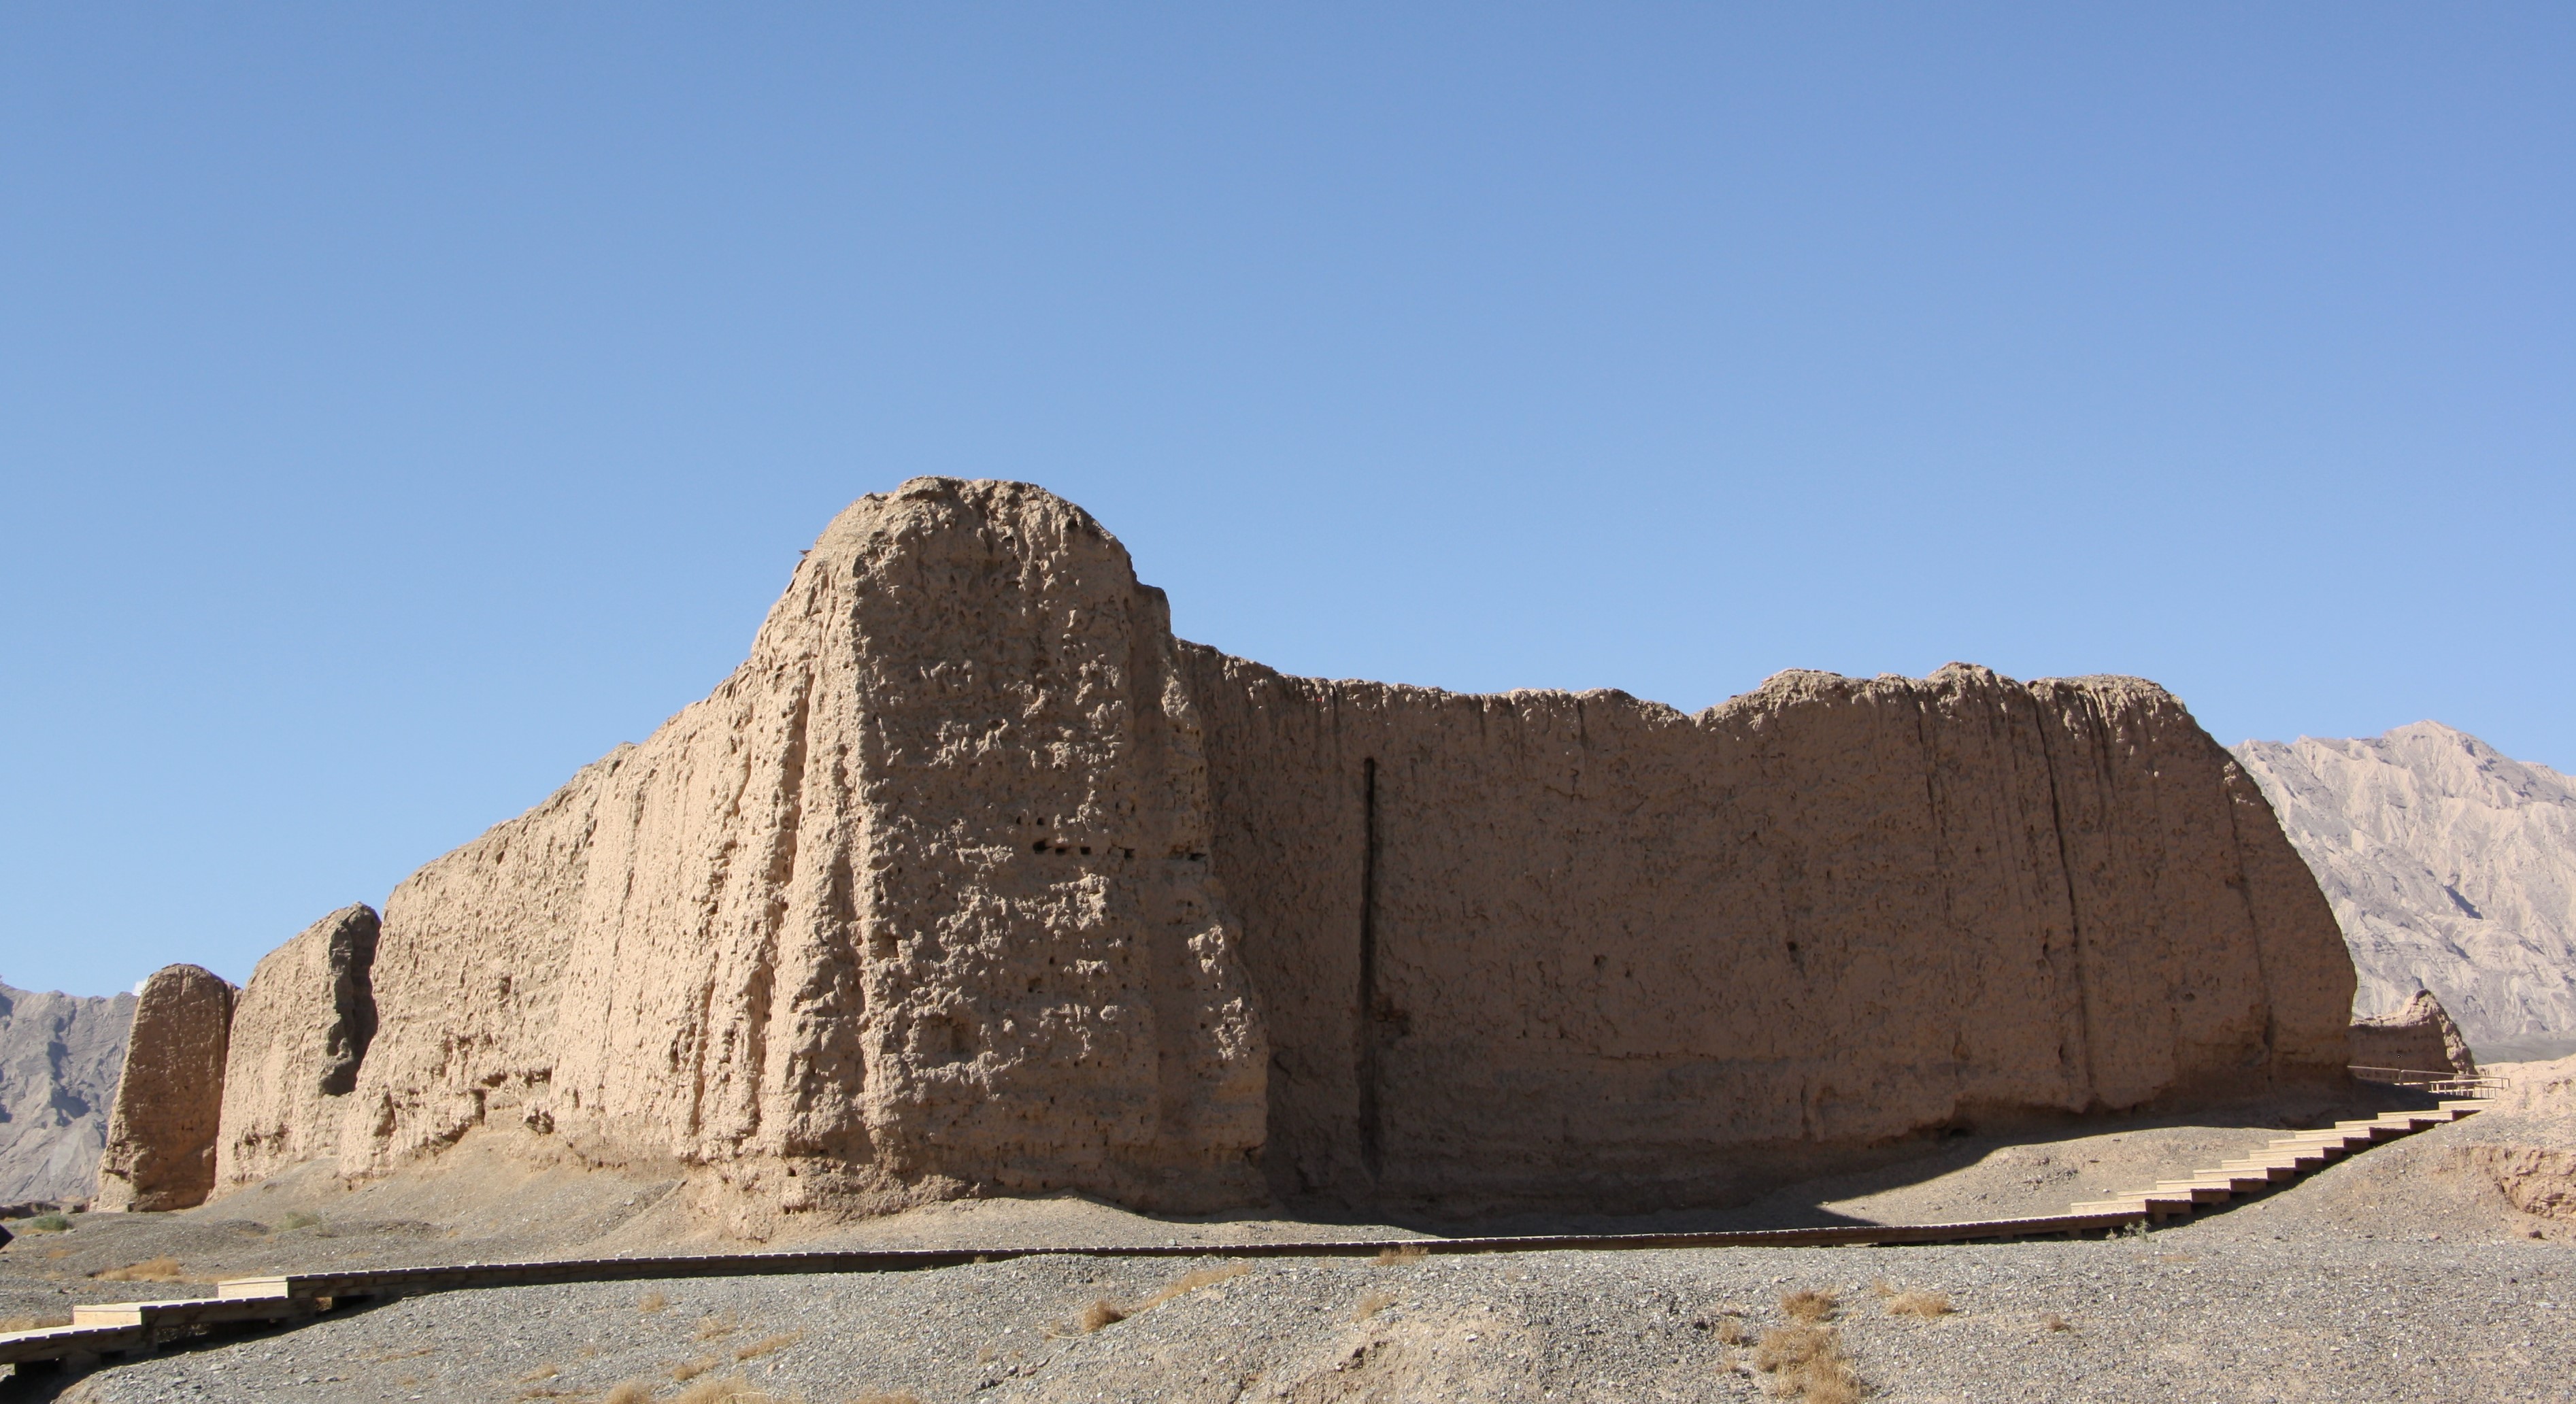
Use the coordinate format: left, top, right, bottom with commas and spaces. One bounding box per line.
1181, 652, 2355, 1214
2349, 990, 2479, 1076
94, 965, 236, 1212
338, 480, 1266, 1230
211, 905, 380, 1197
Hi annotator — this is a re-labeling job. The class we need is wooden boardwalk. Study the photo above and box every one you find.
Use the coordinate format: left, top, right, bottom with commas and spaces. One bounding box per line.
0, 1098, 2487, 1371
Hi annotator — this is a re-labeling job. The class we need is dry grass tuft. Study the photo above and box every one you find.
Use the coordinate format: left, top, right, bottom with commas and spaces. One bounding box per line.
518, 1362, 561, 1382
1752, 1323, 1862, 1404
671, 1354, 723, 1382
639, 1290, 670, 1314
94, 1256, 185, 1283
2041, 1311, 2073, 1333
673, 1376, 796, 1404
693, 1311, 740, 1341
1779, 1288, 1839, 1324
602, 1382, 656, 1404
1076, 1299, 1126, 1332
734, 1331, 802, 1362
1353, 1290, 1396, 1322
1133, 1261, 1250, 1313
271, 1211, 322, 1233
0, 1313, 72, 1333
1372, 1243, 1429, 1266
1711, 1315, 1747, 1347
1886, 1290, 1952, 1319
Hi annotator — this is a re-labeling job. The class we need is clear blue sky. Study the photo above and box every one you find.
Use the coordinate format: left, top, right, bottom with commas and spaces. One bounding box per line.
4, 6, 2569, 997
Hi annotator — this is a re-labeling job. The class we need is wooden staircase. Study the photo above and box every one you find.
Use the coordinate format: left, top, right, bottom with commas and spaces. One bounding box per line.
2069, 1100, 2486, 1219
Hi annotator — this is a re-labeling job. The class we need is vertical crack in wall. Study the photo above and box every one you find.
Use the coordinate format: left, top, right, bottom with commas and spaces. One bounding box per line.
2036, 700, 2102, 1107
1357, 755, 1382, 1182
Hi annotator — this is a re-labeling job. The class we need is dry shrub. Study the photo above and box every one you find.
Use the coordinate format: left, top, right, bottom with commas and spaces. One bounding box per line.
518, 1363, 561, 1382
673, 1377, 794, 1404
602, 1382, 656, 1404
2041, 1312, 2073, 1333
1869, 1280, 1896, 1299
1133, 1261, 1250, 1312
20, 1213, 70, 1233
1711, 1316, 1746, 1346
1353, 1290, 1396, 1322
694, 1311, 740, 1341
95, 1256, 185, 1283
671, 1355, 722, 1382
1752, 1324, 1862, 1404
734, 1331, 802, 1362
272, 1211, 322, 1233
1373, 1244, 1428, 1266
1, 1313, 72, 1333
639, 1290, 671, 1314
1077, 1299, 1125, 1332
1780, 1288, 1839, 1324
1887, 1290, 1952, 1319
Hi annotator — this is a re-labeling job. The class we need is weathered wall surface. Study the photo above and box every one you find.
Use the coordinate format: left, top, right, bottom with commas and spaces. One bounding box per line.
189, 478, 2358, 1227
2349, 990, 2478, 1076
211, 905, 380, 1197
339, 479, 1266, 1231
1182, 652, 2355, 1214
0, 982, 135, 1205
93, 965, 235, 1211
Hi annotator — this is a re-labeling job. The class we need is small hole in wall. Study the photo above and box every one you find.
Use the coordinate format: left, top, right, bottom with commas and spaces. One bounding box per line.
1032, 842, 1048, 854
1122, 848, 1135, 859
1080, 846, 1091, 855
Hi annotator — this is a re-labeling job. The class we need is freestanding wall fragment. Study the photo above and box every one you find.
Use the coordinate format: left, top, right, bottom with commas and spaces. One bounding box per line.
2349, 990, 2478, 1077
212, 905, 380, 1197
93, 964, 237, 1211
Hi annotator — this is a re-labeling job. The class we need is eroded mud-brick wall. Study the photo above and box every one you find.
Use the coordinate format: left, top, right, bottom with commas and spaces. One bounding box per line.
339, 480, 1267, 1232
1183, 650, 2354, 1215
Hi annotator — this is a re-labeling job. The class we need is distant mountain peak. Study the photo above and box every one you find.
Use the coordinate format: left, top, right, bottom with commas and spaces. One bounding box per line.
2235, 724, 2576, 1063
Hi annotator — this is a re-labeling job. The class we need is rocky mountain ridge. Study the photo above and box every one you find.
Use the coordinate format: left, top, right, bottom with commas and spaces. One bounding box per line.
2235, 721, 2576, 1063
0, 979, 134, 1203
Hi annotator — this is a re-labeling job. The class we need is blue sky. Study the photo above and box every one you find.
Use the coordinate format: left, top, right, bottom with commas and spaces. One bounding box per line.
4, 6, 2569, 997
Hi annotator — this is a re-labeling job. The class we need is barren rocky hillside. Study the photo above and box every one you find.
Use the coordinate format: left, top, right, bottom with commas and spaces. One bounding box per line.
2235, 722, 2576, 1063
0, 981, 133, 1204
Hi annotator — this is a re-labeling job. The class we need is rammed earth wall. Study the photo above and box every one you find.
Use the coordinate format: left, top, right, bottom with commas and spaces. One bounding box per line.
1181, 651, 2355, 1214
105, 479, 2356, 1228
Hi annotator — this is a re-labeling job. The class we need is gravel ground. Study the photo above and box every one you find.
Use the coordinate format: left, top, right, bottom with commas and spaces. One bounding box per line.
7, 1092, 2569, 1403
16, 1222, 2573, 1404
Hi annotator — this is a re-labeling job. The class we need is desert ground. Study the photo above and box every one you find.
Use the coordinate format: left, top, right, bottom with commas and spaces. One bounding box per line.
4, 1070, 2571, 1403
